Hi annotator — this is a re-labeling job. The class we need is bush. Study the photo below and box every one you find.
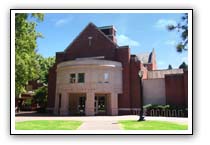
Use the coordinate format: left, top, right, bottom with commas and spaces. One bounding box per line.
34, 86, 47, 109
143, 104, 188, 117
143, 104, 170, 110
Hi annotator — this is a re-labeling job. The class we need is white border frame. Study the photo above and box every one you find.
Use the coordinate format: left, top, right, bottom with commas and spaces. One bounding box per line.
11, 9, 193, 135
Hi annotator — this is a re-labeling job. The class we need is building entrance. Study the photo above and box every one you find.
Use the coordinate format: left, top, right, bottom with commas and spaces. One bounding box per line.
95, 95, 107, 115
68, 93, 86, 116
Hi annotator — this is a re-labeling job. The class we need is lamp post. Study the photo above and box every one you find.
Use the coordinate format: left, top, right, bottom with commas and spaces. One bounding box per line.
138, 70, 145, 121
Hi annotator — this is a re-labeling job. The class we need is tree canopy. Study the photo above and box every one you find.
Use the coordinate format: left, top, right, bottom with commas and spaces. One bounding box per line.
15, 13, 44, 97
179, 62, 188, 70
36, 54, 55, 84
167, 13, 188, 53
168, 64, 173, 70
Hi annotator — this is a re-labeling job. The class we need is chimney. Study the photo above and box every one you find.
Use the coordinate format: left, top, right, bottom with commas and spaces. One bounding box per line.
98, 25, 117, 43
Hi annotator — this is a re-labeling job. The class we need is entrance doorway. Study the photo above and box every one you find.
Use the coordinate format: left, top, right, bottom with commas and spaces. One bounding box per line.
95, 95, 107, 115
69, 93, 86, 116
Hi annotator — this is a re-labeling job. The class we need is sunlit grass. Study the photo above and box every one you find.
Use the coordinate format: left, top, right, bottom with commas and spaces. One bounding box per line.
16, 120, 82, 130
118, 120, 188, 130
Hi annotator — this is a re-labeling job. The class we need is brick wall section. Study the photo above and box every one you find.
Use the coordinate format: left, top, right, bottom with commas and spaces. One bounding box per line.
116, 46, 131, 114
56, 52, 65, 64
64, 23, 117, 61
146, 63, 153, 71
47, 64, 57, 108
184, 70, 188, 107
141, 63, 148, 79
130, 55, 141, 109
165, 73, 187, 107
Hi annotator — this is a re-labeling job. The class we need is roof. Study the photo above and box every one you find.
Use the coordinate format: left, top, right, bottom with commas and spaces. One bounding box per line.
64, 22, 118, 52
137, 52, 152, 64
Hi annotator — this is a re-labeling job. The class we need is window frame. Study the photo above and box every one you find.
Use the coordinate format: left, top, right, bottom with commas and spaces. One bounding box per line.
70, 73, 76, 83
78, 73, 85, 83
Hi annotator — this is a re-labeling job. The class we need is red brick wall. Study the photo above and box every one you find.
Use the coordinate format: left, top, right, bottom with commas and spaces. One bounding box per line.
47, 64, 57, 108
130, 56, 141, 109
165, 73, 187, 107
56, 52, 65, 64
116, 46, 131, 114
146, 64, 153, 71
64, 23, 117, 61
184, 70, 188, 107
141, 64, 148, 79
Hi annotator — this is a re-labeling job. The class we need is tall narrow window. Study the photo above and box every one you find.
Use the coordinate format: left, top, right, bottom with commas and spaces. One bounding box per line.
104, 73, 109, 83
88, 36, 93, 46
78, 73, 85, 83
70, 73, 76, 83
58, 94, 62, 109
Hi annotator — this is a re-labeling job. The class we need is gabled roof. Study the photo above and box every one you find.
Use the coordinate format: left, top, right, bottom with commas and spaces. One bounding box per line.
64, 22, 118, 52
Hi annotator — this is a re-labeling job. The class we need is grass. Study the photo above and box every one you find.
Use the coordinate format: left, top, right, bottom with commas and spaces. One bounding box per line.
16, 120, 82, 130
118, 120, 188, 130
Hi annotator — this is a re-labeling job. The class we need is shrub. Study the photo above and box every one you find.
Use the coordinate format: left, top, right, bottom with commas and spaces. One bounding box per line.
34, 86, 47, 110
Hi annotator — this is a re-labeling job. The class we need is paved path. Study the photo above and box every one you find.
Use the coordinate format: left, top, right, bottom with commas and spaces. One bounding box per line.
78, 120, 120, 130
15, 115, 188, 130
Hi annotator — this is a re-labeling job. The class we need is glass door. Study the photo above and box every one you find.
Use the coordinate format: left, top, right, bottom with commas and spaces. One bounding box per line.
95, 95, 106, 115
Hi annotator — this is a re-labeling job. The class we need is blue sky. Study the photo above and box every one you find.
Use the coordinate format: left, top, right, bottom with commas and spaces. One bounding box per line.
34, 13, 188, 69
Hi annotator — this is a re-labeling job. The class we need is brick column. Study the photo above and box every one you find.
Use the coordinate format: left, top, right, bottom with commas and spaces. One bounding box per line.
111, 93, 118, 115
60, 92, 69, 115
85, 91, 95, 116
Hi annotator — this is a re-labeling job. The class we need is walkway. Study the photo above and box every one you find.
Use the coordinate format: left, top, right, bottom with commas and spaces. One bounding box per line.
78, 120, 120, 130
15, 115, 188, 130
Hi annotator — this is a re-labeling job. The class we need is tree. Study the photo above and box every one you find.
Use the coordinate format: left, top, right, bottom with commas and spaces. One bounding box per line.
179, 62, 188, 70
167, 13, 188, 52
34, 86, 48, 110
15, 13, 44, 97
168, 64, 173, 70
36, 55, 55, 84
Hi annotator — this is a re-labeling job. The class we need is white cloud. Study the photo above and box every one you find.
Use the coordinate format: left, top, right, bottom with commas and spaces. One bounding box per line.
117, 34, 140, 47
165, 40, 176, 46
55, 17, 73, 27
154, 19, 177, 29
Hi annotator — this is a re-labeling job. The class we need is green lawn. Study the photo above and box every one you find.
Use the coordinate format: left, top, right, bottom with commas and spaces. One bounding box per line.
118, 120, 188, 130
16, 120, 82, 130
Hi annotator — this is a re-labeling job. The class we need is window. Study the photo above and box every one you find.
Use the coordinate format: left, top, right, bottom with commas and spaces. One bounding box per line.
104, 73, 109, 83
70, 73, 76, 83
78, 73, 85, 83
101, 29, 110, 35
97, 73, 109, 83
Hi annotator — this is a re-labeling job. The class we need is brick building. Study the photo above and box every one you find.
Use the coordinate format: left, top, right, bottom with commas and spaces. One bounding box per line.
47, 22, 188, 116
